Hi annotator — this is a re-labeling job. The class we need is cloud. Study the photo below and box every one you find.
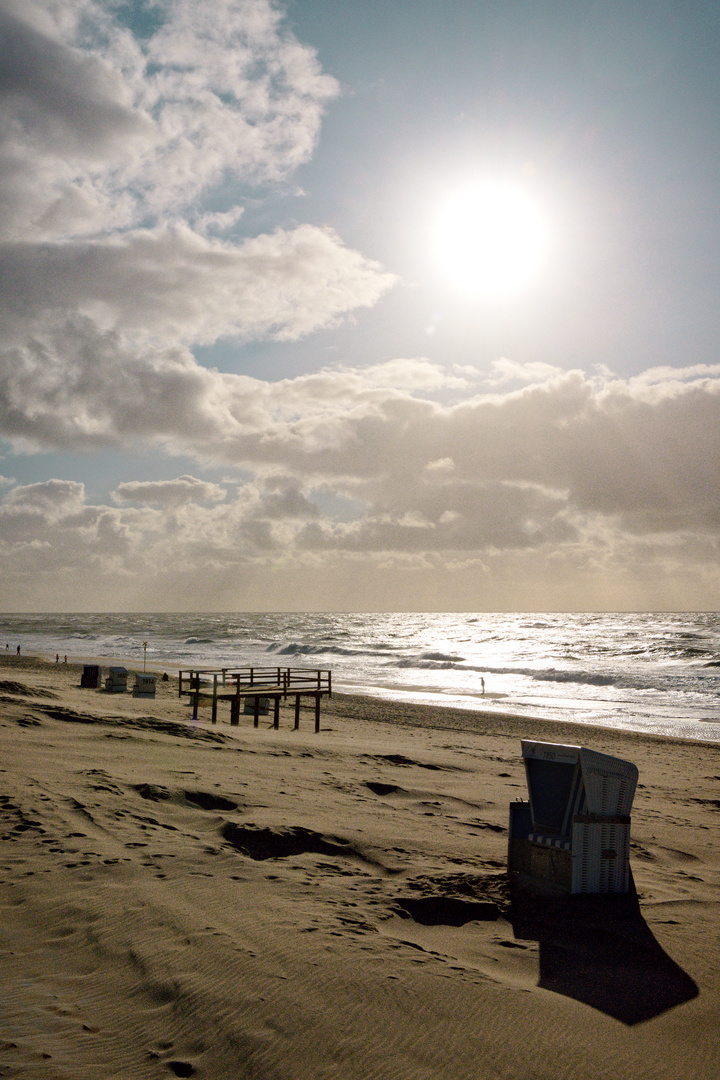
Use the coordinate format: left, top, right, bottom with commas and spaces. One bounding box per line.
0, 0, 395, 351
0, 0, 339, 241
114, 475, 226, 505
1, 331, 719, 543
2, 478, 86, 522
0, 224, 395, 349
0, 0, 395, 345
256, 476, 320, 520
0, 0, 398, 450
0, 358, 718, 609
487, 357, 566, 385
0, 6, 147, 159
0, 464, 717, 612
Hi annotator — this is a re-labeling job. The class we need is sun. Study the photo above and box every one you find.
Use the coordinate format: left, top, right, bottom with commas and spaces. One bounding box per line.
432, 180, 547, 297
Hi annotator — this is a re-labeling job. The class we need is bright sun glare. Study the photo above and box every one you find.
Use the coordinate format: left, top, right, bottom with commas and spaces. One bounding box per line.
433, 180, 547, 297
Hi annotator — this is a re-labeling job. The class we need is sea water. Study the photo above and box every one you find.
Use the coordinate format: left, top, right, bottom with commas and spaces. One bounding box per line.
1, 611, 719, 743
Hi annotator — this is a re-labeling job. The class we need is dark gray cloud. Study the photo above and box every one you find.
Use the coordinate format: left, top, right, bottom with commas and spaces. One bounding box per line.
0, 7, 148, 155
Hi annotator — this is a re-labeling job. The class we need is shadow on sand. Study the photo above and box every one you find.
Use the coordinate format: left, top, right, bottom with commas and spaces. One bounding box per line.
510, 877, 698, 1025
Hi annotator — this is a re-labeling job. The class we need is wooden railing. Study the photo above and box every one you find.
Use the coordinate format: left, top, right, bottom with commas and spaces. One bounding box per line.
178, 666, 285, 694
285, 668, 332, 696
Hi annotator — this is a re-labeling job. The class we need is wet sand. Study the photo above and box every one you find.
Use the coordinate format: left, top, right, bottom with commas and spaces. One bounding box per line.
1, 654, 719, 1079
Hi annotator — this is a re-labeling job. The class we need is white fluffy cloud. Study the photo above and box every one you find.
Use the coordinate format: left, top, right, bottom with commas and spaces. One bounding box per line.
114, 476, 226, 505
0, 224, 395, 349
0, 0, 395, 366
0, 0, 339, 240
2, 478, 87, 520
2, 321, 720, 542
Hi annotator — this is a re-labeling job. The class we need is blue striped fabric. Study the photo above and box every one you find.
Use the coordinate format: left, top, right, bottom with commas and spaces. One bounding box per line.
528, 834, 572, 850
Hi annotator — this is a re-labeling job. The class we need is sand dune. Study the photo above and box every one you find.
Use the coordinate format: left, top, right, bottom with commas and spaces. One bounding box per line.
1, 654, 719, 1079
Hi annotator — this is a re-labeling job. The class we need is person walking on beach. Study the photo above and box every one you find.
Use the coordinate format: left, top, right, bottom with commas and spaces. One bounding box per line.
481, 676, 485, 694
16, 645, 20, 655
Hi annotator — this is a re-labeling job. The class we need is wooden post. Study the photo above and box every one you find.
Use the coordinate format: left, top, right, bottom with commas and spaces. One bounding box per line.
253, 696, 260, 728
273, 695, 280, 730
294, 694, 301, 730
211, 673, 218, 725
192, 672, 199, 722
314, 693, 321, 733
230, 698, 240, 726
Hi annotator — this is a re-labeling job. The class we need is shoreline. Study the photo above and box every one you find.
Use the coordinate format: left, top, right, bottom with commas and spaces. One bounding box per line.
1, 611, 718, 750
3, 650, 717, 752
19, 641, 720, 746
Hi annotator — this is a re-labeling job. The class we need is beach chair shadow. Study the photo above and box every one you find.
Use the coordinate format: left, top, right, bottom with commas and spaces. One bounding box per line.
509, 876, 698, 1025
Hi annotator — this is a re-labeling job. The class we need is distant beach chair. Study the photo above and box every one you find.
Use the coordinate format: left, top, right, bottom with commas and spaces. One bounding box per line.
132, 673, 157, 698
80, 664, 101, 689
508, 740, 639, 895
104, 666, 128, 693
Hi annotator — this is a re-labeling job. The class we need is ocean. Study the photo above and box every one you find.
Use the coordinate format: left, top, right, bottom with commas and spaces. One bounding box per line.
1, 611, 719, 743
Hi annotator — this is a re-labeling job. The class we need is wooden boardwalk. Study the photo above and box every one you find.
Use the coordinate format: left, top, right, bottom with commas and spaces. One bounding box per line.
178, 666, 332, 733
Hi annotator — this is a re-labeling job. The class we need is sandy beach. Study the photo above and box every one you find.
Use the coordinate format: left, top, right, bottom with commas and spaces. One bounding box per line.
1, 654, 719, 1080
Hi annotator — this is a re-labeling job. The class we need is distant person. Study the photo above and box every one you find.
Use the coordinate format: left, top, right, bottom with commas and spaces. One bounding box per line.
56, 654, 59, 663
16, 645, 20, 655
64, 655, 67, 663
481, 676, 485, 695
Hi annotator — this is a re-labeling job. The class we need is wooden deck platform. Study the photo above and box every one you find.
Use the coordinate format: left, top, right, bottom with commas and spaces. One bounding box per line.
178, 666, 332, 733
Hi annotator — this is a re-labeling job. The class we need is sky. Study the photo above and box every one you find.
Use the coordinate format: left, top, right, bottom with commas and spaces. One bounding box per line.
1, 0, 719, 612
